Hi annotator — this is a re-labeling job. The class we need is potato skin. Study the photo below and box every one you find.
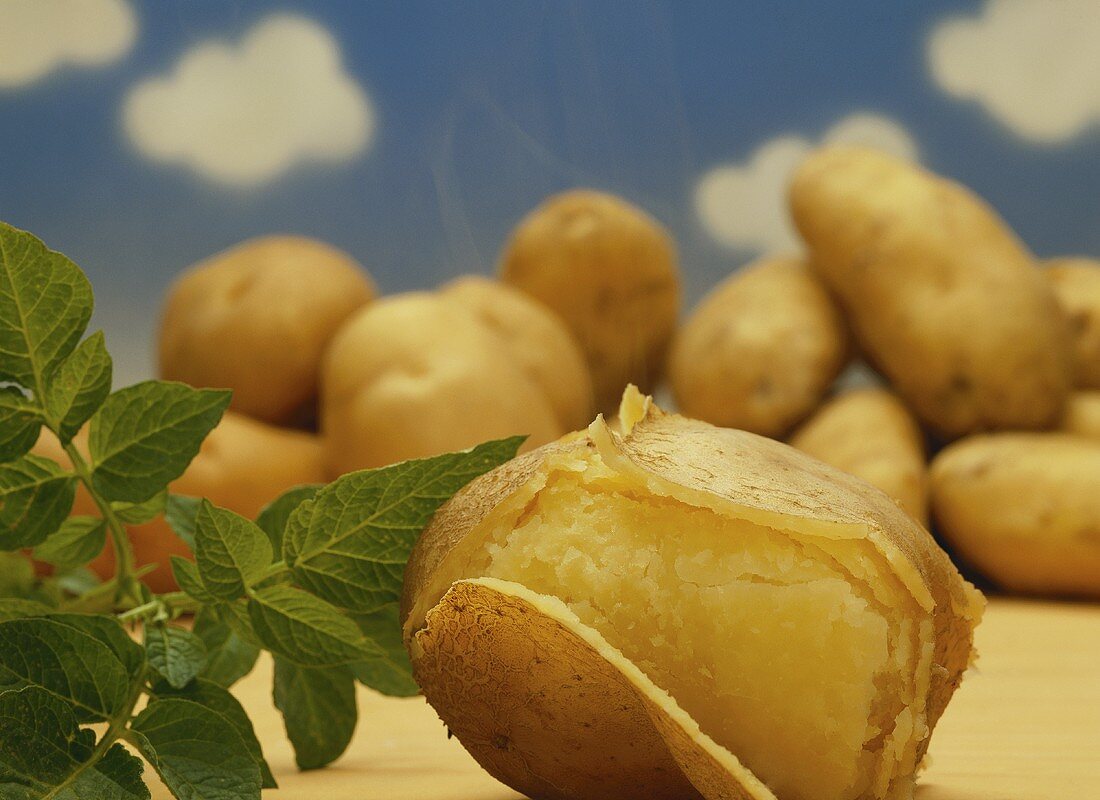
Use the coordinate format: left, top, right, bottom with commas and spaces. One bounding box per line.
320, 293, 561, 477
440, 275, 593, 430
1061, 391, 1100, 439
930, 433, 1100, 598
498, 190, 681, 412
789, 146, 1072, 437
1047, 257, 1100, 388
159, 236, 376, 425
790, 388, 928, 525
668, 256, 849, 437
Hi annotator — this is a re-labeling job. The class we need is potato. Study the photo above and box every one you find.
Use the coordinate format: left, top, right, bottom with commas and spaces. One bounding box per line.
498, 190, 681, 412
790, 146, 1072, 437
668, 256, 849, 437
1046, 257, 1100, 388
440, 275, 593, 430
159, 235, 376, 425
320, 293, 561, 476
33, 411, 324, 593
403, 388, 982, 800
1060, 391, 1100, 439
931, 433, 1100, 598
790, 388, 928, 525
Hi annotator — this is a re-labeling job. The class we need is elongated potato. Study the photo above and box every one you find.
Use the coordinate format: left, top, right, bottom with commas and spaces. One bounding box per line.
669, 256, 849, 437
403, 389, 982, 800
498, 191, 681, 412
931, 433, 1100, 598
1060, 391, 1100, 439
1046, 257, 1100, 388
159, 236, 376, 425
791, 388, 928, 525
790, 146, 1071, 437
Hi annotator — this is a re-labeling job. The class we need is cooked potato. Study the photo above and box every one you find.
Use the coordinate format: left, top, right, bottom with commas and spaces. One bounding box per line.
790, 146, 1072, 437
159, 236, 376, 425
668, 256, 849, 437
1060, 391, 1100, 439
440, 275, 593, 430
320, 293, 561, 477
34, 411, 324, 593
1047, 257, 1100, 388
791, 388, 928, 525
931, 433, 1100, 599
498, 190, 680, 412
403, 388, 982, 800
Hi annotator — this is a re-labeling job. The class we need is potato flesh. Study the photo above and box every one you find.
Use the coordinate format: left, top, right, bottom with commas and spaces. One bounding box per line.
478, 469, 898, 800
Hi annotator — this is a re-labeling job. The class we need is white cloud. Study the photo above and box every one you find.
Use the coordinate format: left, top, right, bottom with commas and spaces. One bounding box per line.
695, 113, 918, 254
0, 0, 135, 88
928, 0, 1100, 143
123, 15, 373, 186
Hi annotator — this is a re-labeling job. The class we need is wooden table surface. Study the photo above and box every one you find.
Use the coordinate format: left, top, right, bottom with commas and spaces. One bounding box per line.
149, 598, 1100, 800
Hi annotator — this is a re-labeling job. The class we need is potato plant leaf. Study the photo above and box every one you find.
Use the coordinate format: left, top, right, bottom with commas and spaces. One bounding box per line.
44, 330, 112, 444
0, 454, 76, 549
145, 623, 207, 689
193, 502, 273, 601
192, 606, 260, 689
247, 584, 380, 666
0, 387, 41, 464
350, 602, 418, 697
32, 516, 106, 569
273, 658, 357, 770
170, 556, 216, 604
164, 494, 201, 549
255, 484, 319, 553
111, 488, 168, 524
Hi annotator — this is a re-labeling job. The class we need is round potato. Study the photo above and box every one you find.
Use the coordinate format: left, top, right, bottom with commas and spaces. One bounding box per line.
1060, 391, 1100, 439
320, 292, 561, 477
790, 146, 1072, 437
440, 275, 593, 430
791, 388, 928, 525
33, 411, 324, 593
403, 388, 982, 800
1046, 257, 1100, 388
931, 433, 1100, 598
159, 235, 376, 425
498, 190, 681, 412
668, 256, 849, 437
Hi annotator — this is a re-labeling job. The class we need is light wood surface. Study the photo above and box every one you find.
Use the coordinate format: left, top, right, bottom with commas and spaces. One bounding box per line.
147, 598, 1100, 800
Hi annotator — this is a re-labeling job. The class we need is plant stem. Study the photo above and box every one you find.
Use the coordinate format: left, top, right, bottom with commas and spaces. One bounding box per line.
116, 591, 198, 623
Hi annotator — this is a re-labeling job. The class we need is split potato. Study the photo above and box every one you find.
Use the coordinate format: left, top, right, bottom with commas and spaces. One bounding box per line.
33, 411, 324, 593
790, 388, 928, 526
498, 190, 681, 412
403, 388, 982, 800
320, 292, 561, 476
159, 235, 376, 425
1060, 391, 1100, 439
668, 256, 849, 437
931, 433, 1100, 598
790, 146, 1072, 437
440, 275, 593, 431
1046, 257, 1100, 388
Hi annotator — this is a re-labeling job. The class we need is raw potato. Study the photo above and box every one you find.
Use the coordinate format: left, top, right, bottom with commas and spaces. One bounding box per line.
1046, 257, 1100, 388
790, 146, 1072, 437
403, 388, 983, 800
1060, 391, 1100, 439
790, 388, 928, 526
440, 275, 593, 430
320, 293, 561, 476
668, 256, 849, 437
499, 190, 681, 412
931, 433, 1100, 599
33, 411, 324, 593
159, 236, 376, 425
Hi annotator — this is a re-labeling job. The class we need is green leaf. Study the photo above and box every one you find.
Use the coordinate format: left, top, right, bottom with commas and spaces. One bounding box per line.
193, 502, 272, 601
192, 606, 259, 689
88, 381, 230, 503
44, 330, 112, 444
32, 516, 106, 569
216, 600, 263, 649
284, 436, 524, 613
0, 222, 93, 393
145, 623, 207, 690
273, 658, 357, 770
350, 602, 418, 697
110, 488, 167, 525
0, 598, 52, 622
151, 678, 276, 789
247, 584, 380, 667
129, 697, 261, 800
54, 567, 101, 598
0, 387, 41, 464
169, 556, 216, 604
46, 614, 145, 683
164, 494, 200, 549
0, 686, 149, 799
0, 553, 35, 599
255, 484, 319, 553
0, 454, 76, 549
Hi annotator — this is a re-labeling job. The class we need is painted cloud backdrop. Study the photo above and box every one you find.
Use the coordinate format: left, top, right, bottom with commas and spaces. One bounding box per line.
1, 0, 1100, 386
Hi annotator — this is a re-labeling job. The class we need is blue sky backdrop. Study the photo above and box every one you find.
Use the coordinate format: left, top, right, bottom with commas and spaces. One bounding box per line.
2, 0, 1100, 385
